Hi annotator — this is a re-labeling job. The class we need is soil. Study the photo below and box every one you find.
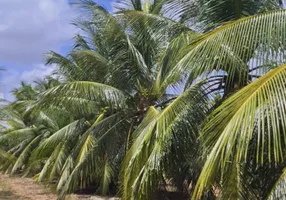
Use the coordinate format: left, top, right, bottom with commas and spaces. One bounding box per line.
0, 173, 56, 200
0, 173, 120, 200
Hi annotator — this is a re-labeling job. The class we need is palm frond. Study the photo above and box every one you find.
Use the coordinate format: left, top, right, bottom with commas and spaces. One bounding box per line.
35, 120, 86, 158
11, 135, 42, 174
0, 153, 16, 172
0, 148, 16, 164
176, 10, 286, 89
268, 167, 286, 200
122, 82, 209, 200
37, 111, 59, 131
73, 34, 91, 50
100, 156, 113, 195
48, 142, 72, 183
38, 141, 71, 183
67, 50, 109, 83
33, 82, 126, 114
155, 31, 200, 92
56, 112, 125, 197
193, 63, 286, 199
45, 51, 80, 81
58, 117, 125, 198
0, 127, 39, 151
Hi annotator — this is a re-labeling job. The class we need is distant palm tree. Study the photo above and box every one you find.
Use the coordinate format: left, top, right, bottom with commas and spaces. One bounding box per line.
0, 76, 69, 177
12, 81, 37, 101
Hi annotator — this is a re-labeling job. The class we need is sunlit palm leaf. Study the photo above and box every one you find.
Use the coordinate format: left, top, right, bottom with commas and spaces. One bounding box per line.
38, 141, 71, 182
33, 82, 126, 114
194, 63, 286, 199
268, 167, 286, 200
0, 148, 16, 164
0, 127, 39, 151
100, 156, 113, 195
58, 114, 126, 198
177, 10, 286, 87
11, 135, 42, 174
122, 82, 209, 200
156, 32, 200, 92
35, 120, 86, 158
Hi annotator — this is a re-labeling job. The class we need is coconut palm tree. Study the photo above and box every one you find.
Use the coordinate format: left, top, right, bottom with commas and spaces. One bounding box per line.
173, 2, 286, 200
30, 1, 211, 198
0, 77, 69, 175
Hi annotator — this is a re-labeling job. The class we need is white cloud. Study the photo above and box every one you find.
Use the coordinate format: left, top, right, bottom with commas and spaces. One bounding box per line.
0, 0, 78, 65
20, 64, 55, 83
20, 64, 56, 83
1, 64, 57, 101
0, 0, 79, 101
1, 69, 20, 101
0, 0, 115, 101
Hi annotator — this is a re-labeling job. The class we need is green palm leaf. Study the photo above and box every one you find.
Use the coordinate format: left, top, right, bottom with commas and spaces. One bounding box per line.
177, 10, 286, 88
0, 149, 16, 172
0, 148, 16, 164
37, 115, 103, 183
35, 120, 86, 158
121, 82, 209, 200
155, 31, 200, 92
33, 82, 126, 114
268, 167, 286, 200
100, 156, 113, 195
58, 114, 125, 198
194, 63, 286, 199
38, 141, 71, 182
0, 127, 39, 151
11, 135, 42, 174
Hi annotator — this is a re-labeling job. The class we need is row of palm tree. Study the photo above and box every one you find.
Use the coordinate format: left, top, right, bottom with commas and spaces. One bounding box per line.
1, 0, 286, 199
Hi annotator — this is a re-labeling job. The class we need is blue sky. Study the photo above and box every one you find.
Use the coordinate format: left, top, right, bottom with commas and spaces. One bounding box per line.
0, 0, 114, 100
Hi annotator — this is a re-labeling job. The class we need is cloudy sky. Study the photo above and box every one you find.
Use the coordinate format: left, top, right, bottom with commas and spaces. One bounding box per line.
0, 0, 113, 100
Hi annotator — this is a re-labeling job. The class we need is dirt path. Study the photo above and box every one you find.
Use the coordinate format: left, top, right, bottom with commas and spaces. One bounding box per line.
0, 173, 57, 200
0, 174, 120, 200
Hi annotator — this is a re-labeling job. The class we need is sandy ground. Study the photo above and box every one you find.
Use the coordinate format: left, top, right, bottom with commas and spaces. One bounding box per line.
0, 174, 184, 200
0, 173, 56, 200
0, 173, 120, 200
